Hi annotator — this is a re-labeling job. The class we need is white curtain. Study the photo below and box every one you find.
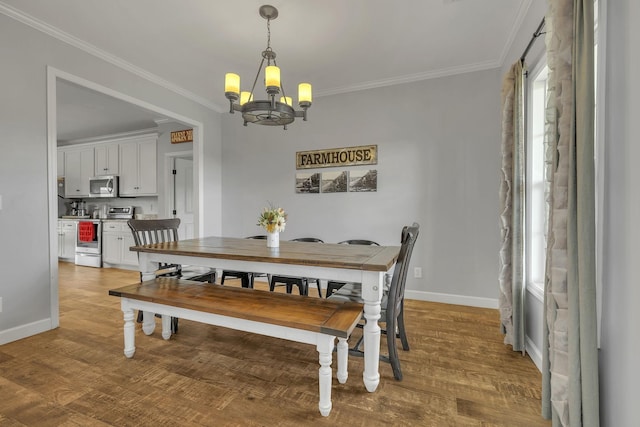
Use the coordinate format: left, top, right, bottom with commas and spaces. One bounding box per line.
499, 60, 526, 353
541, 0, 599, 425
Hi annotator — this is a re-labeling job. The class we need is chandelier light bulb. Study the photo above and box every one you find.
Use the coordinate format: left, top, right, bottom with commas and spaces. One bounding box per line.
225, 73, 240, 97
240, 91, 254, 106
298, 83, 312, 106
280, 96, 292, 106
265, 66, 281, 90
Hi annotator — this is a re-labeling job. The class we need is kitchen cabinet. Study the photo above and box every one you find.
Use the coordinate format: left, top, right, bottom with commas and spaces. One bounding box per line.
94, 143, 119, 175
63, 147, 94, 197
119, 136, 157, 196
102, 221, 138, 268
57, 220, 76, 261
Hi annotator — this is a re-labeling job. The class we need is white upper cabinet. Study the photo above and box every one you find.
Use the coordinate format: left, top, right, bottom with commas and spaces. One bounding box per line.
63, 147, 94, 197
94, 143, 119, 176
119, 135, 157, 196
58, 131, 157, 198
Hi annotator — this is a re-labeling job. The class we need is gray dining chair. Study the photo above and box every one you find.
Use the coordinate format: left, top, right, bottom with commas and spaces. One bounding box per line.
328, 223, 419, 380
269, 237, 324, 296
221, 235, 268, 288
325, 239, 380, 297
128, 218, 216, 333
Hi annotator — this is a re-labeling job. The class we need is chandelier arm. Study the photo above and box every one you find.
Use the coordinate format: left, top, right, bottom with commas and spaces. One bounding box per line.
249, 56, 267, 98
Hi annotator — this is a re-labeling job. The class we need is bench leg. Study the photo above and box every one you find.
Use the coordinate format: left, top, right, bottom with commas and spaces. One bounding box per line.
161, 315, 172, 340
122, 303, 136, 358
142, 310, 156, 335
337, 337, 349, 384
317, 336, 335, 417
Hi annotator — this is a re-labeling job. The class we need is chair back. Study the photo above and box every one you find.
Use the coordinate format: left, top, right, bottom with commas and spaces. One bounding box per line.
291, 237, 324, 243
386, 223, 419, 324
246, 235, 267, 240
127, 219, 181, 245
337, 239, 380, 246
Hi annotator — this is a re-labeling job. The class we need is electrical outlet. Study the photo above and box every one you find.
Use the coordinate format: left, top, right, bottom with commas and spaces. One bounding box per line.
414, 267, 422, 278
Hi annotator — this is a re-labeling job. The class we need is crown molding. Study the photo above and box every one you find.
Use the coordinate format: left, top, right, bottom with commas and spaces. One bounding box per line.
315, 59, 501, 98
58, 128, 160, 146
0, 1, 224, 113
497, 0, 534, 66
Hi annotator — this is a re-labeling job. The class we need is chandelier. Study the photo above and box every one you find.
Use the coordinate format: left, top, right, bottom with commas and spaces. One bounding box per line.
224, 5, 312, 129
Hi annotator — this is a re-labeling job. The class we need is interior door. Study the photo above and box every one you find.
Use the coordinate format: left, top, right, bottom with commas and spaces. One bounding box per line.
173, 157, 194, 240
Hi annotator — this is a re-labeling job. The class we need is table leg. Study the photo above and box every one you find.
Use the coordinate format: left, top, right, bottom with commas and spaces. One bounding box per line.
361, 271, 383, 392
317, 335, 334, 417
142, 310, 155, 335
337, 337, 348, 384
161, 315, 172, 340
122, 301, 136, 358
138, 253, 159, 333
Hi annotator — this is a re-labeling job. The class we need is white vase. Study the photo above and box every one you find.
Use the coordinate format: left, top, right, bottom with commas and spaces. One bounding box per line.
267, 231, 279, 248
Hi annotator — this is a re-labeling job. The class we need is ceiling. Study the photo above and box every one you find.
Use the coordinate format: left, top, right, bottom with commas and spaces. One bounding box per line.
1, 0, 531, 141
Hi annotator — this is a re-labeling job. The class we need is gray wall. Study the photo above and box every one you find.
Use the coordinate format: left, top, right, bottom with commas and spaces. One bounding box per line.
0, 14, 222, 339
600, 0, 640, 425
221, 69, 502, 306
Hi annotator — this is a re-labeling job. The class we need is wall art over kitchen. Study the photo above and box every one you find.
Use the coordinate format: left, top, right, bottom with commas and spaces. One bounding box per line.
170, 129, 193, 143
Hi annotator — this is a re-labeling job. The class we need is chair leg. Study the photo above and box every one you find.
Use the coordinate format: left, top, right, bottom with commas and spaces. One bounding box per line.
397, 307, 410, 351
171, 317, 179, 334
315, 280, 322, 298
348, 335, 365, 357
241, 274, 250, 288
386, 317, 403, 381
299, 279, 309, 296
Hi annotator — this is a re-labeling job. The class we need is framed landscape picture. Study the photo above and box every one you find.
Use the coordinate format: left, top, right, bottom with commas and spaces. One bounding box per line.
349, 169, 377, 192
295, 172, 320, 193
321, 171, 348, 193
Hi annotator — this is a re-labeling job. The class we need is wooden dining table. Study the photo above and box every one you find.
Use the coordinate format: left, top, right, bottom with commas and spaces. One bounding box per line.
131, 235, 401, 393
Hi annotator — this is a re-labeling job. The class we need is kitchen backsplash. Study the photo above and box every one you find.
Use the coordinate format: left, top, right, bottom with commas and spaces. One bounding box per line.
59, 196, 159, 218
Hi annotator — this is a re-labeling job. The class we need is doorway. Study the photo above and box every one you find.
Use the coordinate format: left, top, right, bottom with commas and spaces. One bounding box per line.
47, 66, 204, 328
166, 152, 195, 240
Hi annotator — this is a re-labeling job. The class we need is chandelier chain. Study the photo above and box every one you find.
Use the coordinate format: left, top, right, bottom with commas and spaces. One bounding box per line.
267, 17, 271, 52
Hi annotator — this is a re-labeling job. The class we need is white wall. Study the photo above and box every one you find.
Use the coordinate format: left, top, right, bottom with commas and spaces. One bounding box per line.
600, 0, 640, 425
0, 14, 222, 342
221, 70, 502, 306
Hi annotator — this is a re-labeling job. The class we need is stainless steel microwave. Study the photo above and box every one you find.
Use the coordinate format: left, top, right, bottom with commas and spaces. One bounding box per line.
89, 175, 118, 198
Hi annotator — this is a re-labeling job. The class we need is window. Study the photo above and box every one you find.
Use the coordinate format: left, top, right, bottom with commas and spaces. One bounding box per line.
526, 63, 548, 296
525, 0, 602, 311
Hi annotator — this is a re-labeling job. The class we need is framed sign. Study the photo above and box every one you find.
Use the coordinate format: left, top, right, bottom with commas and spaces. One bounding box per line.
170, 129, 193, 144
296, 145, 377, 169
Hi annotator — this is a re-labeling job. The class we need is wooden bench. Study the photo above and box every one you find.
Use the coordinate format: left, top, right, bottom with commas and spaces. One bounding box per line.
109, 277, 364, 417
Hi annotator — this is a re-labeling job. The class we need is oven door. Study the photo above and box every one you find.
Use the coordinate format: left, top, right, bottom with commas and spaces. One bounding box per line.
76, 221, 101, 254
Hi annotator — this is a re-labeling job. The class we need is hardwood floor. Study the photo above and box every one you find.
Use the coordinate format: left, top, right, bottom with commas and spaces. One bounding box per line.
0, 262, 549, 426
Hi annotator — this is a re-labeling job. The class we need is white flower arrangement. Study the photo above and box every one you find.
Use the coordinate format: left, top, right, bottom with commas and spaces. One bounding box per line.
257, 204, 287, 233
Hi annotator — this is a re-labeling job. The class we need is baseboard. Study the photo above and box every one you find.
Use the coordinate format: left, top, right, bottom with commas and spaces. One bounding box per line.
526, 335, 543, 372
0, 319, 53, 345
404, 290, 498, 309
